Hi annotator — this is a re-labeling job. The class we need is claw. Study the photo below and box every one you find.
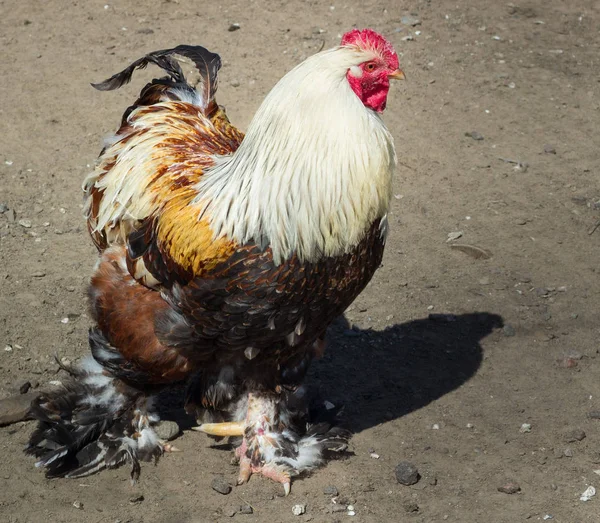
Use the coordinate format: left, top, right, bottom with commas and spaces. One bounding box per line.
192, 421, 245, 436
283, 481, 291, 496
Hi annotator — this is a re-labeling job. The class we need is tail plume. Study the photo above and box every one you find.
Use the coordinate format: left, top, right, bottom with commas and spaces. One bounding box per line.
25, 355, 162, 480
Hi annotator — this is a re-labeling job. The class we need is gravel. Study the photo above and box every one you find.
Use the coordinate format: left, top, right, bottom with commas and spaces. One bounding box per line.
154, 420, 180, 441
292, 504, 306, 516
395, 461, 420, 485
0, 392, 40, 426
211, 477, 232, 495
563, 428, 586, 443
323, 486, 338, 496
498, 481, 521, 494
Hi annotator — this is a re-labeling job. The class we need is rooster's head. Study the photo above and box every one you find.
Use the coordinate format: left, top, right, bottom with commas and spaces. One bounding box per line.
341, 29, 405, 113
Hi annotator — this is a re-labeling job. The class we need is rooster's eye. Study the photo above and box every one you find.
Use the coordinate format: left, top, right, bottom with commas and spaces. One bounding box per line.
365, 63, 376, 72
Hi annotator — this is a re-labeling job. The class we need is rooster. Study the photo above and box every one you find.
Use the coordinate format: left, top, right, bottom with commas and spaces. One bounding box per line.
26, 29, 403, 494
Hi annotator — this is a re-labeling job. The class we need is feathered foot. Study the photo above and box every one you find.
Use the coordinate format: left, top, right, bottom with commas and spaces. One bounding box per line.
25, 356, 170, 481
195, 392, 349, 495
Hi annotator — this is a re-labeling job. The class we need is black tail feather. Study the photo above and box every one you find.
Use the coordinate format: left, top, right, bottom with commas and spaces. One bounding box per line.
91, 44, 222, 116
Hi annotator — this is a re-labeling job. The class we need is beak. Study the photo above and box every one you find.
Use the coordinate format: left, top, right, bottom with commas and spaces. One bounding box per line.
388, 68, 406, 81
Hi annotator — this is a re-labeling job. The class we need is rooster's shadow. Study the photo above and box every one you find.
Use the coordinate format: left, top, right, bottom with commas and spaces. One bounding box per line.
306, 312, 503, 433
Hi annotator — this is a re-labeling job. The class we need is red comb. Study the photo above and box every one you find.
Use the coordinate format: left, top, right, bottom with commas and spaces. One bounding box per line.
341, 29, 399, 69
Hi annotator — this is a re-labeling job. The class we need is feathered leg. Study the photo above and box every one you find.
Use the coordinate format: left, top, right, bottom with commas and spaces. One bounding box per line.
25, 354, 171, 480
195, 391, 349, 495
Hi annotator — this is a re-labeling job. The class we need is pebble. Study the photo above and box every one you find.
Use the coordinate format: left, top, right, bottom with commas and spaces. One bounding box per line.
563, 428, 586, 443
31, 270, 46, 277
401, 15, 421, 26
580, 486, 596, 502
224, 507, 237, 517
19, 381, 32, 394
395, 461, 420, 485
515, 218, 528, 225
543, 144, 556, 154
292, 504, 306, 516
239, 504, 253, 514
154, 420, 180, 441
72, 501, 83, 510
323, 486, 338, 496
228, 23, 241, 31
466, 130, 484, 141
0, 392, 40, 426
211, 476, 232, 495
498, 481, 521, 494
403, 501, 419, 513
0, 203, 8, 213
564, 448, 574, 458
6, 209, 16, 222
519, 423, 532, 433
446, 231, 463, 242
503, 324, 516, 337
588, 410, 600, 420
18, 219, 32, 228
129, 494, 144, 504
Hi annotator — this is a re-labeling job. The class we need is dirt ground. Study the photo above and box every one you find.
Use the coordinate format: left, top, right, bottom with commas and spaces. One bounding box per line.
1, 0, 599, 521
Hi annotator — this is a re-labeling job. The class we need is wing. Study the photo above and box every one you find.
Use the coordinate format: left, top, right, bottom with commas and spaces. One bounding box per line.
84, 45, 244, 288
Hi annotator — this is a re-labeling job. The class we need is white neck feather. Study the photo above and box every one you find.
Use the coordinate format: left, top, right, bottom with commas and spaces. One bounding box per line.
194, 46, 396, 264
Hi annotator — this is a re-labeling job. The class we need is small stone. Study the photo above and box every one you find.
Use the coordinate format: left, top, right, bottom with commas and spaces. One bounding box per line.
403, 501, 419, 513
498, 481, 521, 494
401, 15, 421, 26
211, 476, 232, 495
588, 411, 600, 420
323, 486, 338, 496
154, 420, 180, 441
503, 324, 516, 337
6, 209, 16, 222
31, 271, 46, 278
0, 203, 8, 213
228, 23, 241, 31
72, 501, 83, 510
292, 504, 306, 516
466, 130, 484, 141
580, 486, 596, 502
559, 357, 578, 369
19, 381, 32, 394
18, 219, 32, 228
564, 429, 586, 443
446, 231, 463, 242
136, 28, 154, 34
224, 507, 237, 517
129, 494, 144, 504
563, 448, 574, 458
515, 218, 528, 225
543, 144, 556, 154
230, 80, 241, 88
370, 452, 380, 459
519, 423, 532, 433
0, 392, 40, 426
239, 504, 253, 514
395, 461, 420, 485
